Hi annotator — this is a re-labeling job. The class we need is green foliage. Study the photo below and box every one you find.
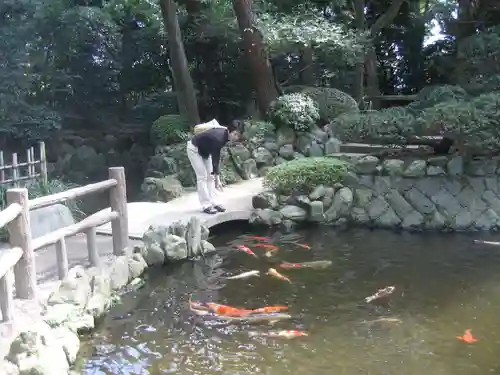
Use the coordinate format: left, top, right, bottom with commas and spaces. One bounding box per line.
0, 0, 61, 141
407, 85, 469, 113
269, 93, 320, 132
150, 115, 190, 146
417, 92, 500, 151
263, 157, 351, 194
242, 120, 276, 149
460, 26, 500, 95
331, 107, 419, 144
256, 8, 366, 64
0, 179, 85, 241
286, 86, 359, 121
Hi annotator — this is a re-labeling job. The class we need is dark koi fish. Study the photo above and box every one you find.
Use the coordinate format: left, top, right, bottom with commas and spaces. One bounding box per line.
279, 260, 332, 270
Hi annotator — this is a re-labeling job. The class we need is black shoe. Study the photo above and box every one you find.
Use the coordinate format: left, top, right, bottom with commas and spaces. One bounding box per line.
203, 207, 218, 214
213, 205, 226, 213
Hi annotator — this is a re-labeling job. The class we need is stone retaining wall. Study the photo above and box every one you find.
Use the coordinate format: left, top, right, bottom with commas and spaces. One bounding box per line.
250, 155, 500, 232
0, 217, 216, 375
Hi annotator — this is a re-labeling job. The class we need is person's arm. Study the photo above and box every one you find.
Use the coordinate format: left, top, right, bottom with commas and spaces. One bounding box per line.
211, 147, 222, 175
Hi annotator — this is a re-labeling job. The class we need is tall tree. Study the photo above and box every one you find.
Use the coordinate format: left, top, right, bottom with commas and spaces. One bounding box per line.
365, 0, 409, 109
159, 0, 200, 124
233, 0, 278, 116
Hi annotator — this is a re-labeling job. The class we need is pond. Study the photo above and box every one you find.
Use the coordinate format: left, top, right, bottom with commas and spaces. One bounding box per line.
78, 225, 500, 375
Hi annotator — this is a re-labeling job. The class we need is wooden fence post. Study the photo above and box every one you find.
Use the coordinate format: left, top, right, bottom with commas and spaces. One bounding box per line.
86, 227, 99, 267
12, 153, 19, 188
39, 142, 47, 187
108, 167, 128, 256
6, 188, 36, 299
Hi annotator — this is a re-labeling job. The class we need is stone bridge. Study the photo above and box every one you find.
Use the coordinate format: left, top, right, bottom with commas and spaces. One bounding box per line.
96, 177, 264, 239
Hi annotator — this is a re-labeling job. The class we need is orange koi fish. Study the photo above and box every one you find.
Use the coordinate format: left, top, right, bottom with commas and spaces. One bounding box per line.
206, 303, 253, 317
267, 268, 292, 283
252, 306, 289, 314
189, 295, 252, 317
456, 329, 478, 343
250, 330, 308, 339
236, 245, 258, 258
246, 236, 271, 241
255, 244, 279, 252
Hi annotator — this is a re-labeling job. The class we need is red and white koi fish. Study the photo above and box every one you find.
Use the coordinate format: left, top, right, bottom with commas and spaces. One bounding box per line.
235, 245, 258, 258
296, 243, 311, 250
251, 306, 288, 314
267, 268, 292, 283
249, 330, 308, 339
365, 286, 396, 303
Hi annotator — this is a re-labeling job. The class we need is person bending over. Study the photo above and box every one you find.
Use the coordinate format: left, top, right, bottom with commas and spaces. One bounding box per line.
187, 119, 244, 214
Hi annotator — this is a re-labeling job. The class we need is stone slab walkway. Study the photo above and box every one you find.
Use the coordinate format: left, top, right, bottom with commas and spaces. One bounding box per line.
96, 178, 264, 239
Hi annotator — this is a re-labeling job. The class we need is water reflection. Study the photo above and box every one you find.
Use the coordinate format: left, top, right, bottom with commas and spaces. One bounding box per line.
79, 228, 500, 374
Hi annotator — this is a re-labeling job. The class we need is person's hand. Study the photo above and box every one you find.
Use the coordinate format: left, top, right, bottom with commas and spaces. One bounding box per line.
215, 175, 224, 192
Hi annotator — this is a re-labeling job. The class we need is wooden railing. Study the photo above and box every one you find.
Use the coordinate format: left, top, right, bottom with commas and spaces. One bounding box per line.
0, 142, 47, 187
0, 167, 128, 322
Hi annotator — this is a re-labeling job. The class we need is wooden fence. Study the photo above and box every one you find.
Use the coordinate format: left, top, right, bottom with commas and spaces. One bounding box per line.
0, 142, 48, 187
0, 167, 128, 322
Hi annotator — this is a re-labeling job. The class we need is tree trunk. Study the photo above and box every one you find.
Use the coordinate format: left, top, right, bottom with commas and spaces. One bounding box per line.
453, 0, 476, 85
299, 43, 315, 85
365, 0, 408, 109
159, 0, 200, 125
353, 0, 365, 108
233, 0, 278, 116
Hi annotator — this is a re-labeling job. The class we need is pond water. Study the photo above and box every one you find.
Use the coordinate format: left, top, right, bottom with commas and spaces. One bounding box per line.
78, 226, 500, 375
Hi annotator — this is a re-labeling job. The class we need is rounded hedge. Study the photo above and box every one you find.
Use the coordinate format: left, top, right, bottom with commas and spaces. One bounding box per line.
284, 85, 359, 121
330, 107, 418, 144
417, 92, 500, 151
268, 93, 320, 132
407, 85, 469, 113
263, 157, 351, 194
150, 114, 190, 146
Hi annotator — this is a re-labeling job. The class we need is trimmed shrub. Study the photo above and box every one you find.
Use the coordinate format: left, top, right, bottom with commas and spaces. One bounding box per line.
407, 85, 469, 113
264, 157, 351, 194
285, 85, 359, 121
268, 93, 320, 132
330, 107, 418, 144
417, 92, 500, 151
150, 114, 190, 146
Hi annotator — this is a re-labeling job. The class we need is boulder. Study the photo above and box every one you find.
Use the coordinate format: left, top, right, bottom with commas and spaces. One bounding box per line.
253, 147, 274, 166
141, 176, 183, 202
252, 191, 279, 210
164, 234, 188, 261
279, 205, 307, 222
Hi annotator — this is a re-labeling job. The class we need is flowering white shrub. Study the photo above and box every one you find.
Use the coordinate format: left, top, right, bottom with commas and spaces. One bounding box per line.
269, 93, 320, 132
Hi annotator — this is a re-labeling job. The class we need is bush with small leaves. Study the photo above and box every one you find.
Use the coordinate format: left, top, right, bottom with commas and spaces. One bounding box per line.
150, 115, 190, 146
243, 120, 276, 147
268, 93, 320, 132
407, 85, 469, 113
417, 92, 500, 152
284, 85, 359, 121
263, 157, 351, 195
330, 107, 419, 145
